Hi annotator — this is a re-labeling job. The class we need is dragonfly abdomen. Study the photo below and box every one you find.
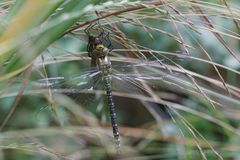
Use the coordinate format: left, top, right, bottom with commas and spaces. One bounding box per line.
103, 76, 121, 152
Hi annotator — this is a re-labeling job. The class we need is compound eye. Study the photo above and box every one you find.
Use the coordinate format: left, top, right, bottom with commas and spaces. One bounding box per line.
95, 38, 100, 43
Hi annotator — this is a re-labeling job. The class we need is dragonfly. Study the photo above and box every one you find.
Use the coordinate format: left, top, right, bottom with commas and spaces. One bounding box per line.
30, 23, 180, 154
34, 23, 123, 152
84, 23, 121, 152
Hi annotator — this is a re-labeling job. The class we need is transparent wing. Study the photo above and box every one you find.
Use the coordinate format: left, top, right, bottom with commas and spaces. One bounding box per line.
0, 59, 180, 100
34, 69, 101, 92
110, 62, 180, 98
29, 60, 179, 99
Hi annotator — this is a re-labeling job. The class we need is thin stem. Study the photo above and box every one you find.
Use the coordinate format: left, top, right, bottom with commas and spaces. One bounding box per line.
63, 0, 164, 35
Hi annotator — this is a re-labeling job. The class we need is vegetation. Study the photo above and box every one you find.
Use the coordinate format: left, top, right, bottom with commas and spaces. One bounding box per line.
0, 0, 240, 159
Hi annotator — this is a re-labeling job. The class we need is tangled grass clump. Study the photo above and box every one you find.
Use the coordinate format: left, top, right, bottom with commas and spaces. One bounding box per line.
0, 0, 240, 159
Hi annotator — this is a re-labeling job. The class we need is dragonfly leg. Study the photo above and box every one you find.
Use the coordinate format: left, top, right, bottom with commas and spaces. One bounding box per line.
104, 32, 114, 51
84, 22, 97, 36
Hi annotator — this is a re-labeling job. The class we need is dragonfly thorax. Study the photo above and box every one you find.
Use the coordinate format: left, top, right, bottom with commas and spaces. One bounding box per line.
98, 56, 111, 76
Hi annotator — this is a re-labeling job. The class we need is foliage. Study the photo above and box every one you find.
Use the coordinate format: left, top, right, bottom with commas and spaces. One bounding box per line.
0, 0, 240, 159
